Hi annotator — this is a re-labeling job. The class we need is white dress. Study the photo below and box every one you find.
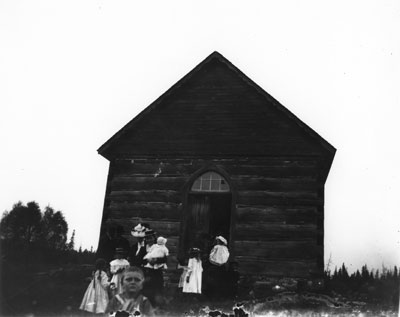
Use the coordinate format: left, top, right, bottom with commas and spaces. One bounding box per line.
110, 258, 130, 294
182, 258, 203, 294
209, 245, 229, 266
143, 244, 169, 269
79, 270, 110, 313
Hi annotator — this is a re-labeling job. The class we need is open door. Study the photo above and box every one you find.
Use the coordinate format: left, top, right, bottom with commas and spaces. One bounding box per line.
182, 171, 232, 256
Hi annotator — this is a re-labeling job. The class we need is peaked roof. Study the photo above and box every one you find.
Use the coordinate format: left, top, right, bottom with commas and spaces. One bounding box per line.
98, 51, 336, 167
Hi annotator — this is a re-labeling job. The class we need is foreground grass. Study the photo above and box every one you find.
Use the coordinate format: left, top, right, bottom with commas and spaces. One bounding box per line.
0, 264, 398, 317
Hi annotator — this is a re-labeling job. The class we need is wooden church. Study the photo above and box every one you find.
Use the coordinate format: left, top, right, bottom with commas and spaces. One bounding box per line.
97, 51, 336, 281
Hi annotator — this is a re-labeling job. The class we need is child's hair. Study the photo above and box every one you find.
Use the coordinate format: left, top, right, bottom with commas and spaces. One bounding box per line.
93, 258, 107, 285
121, 266, 144, 284
95, 258, 107, 271
188, 247, 201, 259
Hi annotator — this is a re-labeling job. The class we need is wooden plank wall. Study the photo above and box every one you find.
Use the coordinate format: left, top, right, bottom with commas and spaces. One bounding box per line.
102, 156, 324, 279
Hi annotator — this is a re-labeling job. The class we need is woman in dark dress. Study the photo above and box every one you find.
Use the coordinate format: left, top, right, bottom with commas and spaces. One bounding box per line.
128, 223, 147, 267
142, 230, 168, 307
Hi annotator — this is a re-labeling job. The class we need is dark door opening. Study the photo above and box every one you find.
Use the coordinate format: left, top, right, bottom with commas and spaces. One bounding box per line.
183, 192, 232, 256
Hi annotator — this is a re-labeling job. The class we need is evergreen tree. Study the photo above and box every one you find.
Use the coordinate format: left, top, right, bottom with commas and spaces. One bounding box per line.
41, 206, 68, 250
68, 229, 75, 250
341, 263, 349, 280
361, 264, 370, 280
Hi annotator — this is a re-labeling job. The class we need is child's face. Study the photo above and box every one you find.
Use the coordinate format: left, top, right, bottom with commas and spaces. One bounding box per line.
122, 271, 144, 295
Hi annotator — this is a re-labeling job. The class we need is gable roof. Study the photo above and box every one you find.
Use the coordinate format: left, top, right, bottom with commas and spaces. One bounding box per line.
98, 52, 335, 168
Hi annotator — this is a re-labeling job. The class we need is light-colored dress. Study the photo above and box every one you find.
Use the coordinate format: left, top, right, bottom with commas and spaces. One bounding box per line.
79, 270, 110, 313
143, 244, 169, 269
209, 245, 230, 266
182, 257, 203, 294
110, 258, 130, 295
178, 265, 189, 288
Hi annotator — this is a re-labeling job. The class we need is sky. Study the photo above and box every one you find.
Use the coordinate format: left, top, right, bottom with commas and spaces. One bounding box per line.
0, 0, 399, 273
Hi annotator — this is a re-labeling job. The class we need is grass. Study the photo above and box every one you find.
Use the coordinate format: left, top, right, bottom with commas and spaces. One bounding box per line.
0, 264, 398, 317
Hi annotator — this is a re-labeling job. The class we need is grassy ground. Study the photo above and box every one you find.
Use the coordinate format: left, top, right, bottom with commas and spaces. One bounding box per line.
0, 265, 398, 317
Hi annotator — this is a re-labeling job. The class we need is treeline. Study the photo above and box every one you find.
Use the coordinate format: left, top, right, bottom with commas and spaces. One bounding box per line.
324, 263, 399, 306
0, 201, 95, 268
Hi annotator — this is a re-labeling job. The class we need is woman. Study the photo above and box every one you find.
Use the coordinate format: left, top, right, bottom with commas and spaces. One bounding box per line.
142, 230, 168, 306
205, 236, 230, 300
128, 223, 147, 267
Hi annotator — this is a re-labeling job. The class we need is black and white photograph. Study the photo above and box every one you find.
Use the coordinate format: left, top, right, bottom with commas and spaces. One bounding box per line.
0, 1, 399, 316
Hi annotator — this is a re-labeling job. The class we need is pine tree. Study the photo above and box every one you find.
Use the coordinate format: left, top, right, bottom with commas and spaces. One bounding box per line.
341, 263, 349, 280
67, 230, 75, 250
361, 264, 369, 280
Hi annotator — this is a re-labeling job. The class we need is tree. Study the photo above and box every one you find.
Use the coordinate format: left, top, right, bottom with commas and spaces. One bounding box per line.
341, 263, 349, 280
0, 201, 70, 262
67, 229, 76, 250
41, 206, 68, 250
0, 201, 42, 249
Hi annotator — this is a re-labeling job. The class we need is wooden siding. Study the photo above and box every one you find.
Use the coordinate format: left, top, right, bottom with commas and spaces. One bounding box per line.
101, 156, 324, 278
103, 59, 328, 158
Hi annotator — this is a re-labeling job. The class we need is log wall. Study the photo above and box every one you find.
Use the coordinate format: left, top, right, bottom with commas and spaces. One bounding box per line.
100, 156, 324, 279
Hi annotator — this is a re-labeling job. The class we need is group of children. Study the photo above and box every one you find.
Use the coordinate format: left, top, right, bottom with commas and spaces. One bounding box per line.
80, 232, 169, 316
80, 229, 230, 316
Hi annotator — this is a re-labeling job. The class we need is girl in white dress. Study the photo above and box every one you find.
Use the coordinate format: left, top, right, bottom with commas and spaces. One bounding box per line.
79, 258, 110, 314
182, 248, 203, 294
110, 247, 130, 296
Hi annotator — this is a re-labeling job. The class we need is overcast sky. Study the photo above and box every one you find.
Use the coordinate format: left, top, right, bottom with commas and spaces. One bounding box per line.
1, 1, 399, 273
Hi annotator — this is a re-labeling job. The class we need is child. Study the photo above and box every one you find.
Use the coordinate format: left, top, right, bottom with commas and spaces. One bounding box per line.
143, 236, 169, 270
79, 258, 110, 314
209, 236, 230, 266
107, 266, 154, 317
110, 247, 131, 296
182, 247, 203, 294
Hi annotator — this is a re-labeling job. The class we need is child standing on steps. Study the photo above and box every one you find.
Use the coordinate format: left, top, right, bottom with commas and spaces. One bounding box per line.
182, 247, 203, 296
110, 247, 130, 296
79, 258, 110, 314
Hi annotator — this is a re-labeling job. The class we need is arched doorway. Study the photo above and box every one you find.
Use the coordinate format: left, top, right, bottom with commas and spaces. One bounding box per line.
182, 171, 232, 257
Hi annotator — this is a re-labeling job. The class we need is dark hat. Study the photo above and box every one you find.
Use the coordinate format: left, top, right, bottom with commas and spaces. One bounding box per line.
115, 247, 125, 255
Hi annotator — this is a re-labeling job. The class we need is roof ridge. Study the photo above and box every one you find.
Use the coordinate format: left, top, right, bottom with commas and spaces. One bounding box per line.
98, 52, 336, 161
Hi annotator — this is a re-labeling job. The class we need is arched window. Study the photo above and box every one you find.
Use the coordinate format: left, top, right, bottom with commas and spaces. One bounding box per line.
190, 171, 230, 192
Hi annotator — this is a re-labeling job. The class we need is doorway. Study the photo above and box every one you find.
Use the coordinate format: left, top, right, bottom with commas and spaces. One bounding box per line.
182, 171, 232, 256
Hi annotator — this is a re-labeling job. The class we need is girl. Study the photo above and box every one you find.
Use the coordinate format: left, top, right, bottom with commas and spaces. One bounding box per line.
79, 258, 110, 314
110, 247, 131, 296
182, 247, 203, 294
107, 266, 154, 317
